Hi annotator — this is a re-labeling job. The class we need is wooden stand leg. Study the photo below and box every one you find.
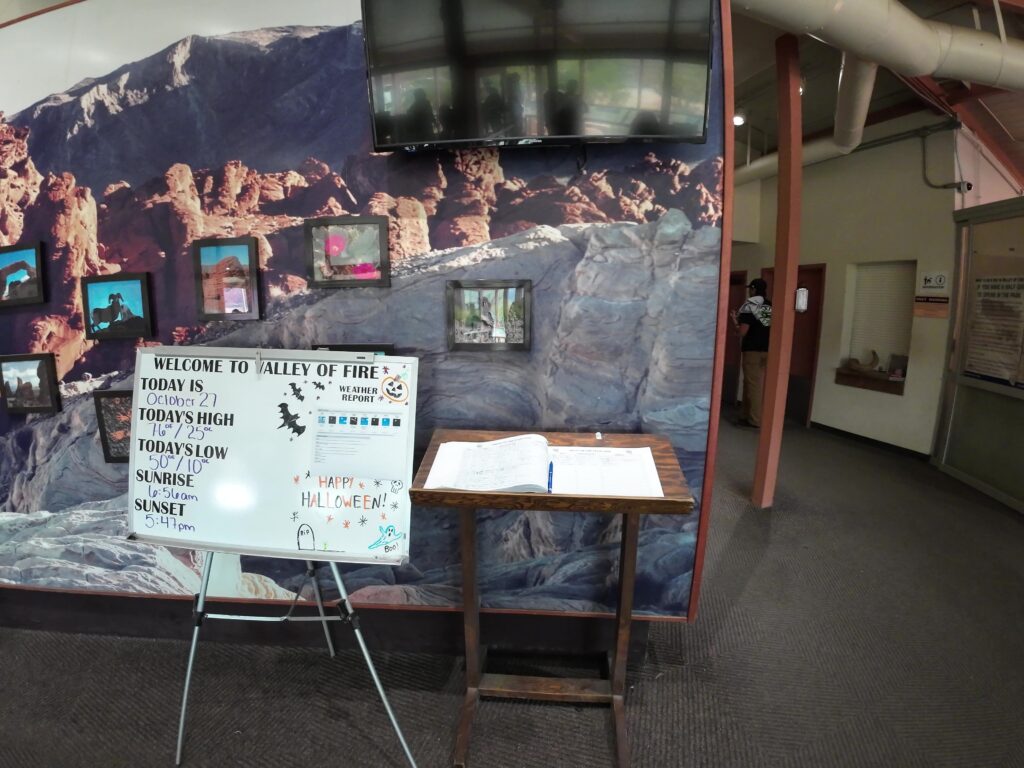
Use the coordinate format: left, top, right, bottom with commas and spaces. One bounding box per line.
454, 508, 481, 768
611, 512, 640, 768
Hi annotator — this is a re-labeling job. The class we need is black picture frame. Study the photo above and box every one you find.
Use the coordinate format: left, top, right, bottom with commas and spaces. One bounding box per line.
314, 343, 397, 355
304, 215, 391, 289
191, 236, 261, 322
81, 272, 155, 340
446, 280, 532, 352
0, 353, 60, 414
0, 242, 45, 309
93, 390, 133, 463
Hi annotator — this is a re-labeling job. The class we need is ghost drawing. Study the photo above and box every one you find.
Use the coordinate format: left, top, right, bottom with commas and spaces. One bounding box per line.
297, 524, 316, 551
368, 524, 405, 550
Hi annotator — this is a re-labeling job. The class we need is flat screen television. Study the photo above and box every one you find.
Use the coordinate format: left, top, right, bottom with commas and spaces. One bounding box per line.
361, 0, 712, 151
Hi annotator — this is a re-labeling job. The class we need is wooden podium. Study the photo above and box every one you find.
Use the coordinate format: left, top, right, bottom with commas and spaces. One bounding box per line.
411, 429, 695, 768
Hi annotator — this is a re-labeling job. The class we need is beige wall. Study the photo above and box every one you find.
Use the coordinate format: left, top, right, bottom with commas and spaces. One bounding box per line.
955, 128, 1023, 209
732, 116, 958, 454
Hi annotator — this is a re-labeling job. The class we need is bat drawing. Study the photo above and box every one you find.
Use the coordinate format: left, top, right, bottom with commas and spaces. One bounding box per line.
289, 382, 305, 401
313, 382, 325, 391
277, 403, 306, 436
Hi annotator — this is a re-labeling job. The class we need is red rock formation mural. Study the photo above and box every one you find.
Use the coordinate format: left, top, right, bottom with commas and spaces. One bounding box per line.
0, 106, 723, 388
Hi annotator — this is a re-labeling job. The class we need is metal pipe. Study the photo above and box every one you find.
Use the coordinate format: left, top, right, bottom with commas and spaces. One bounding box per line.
735, 0, 1024, 90
736, 52, 877, 184
733, 0, 1024, 185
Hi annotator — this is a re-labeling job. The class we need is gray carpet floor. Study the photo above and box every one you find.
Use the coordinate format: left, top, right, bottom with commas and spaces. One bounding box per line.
2, 420, 1023, 767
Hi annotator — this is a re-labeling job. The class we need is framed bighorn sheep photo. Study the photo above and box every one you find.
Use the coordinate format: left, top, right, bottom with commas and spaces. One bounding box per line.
81, 273, 154, 341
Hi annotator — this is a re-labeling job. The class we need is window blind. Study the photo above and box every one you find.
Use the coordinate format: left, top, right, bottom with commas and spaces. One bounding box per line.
848, 261, 915, 368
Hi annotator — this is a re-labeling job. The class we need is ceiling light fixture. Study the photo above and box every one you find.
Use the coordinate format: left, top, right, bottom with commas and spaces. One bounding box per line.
733, 113, 746, 127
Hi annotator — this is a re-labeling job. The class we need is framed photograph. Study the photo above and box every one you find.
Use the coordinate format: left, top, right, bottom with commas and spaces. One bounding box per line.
93, 390, 133, 463
81, 273, 154, 340
191, 236, 261, 321
0, 242, 45, 309
447, 280, 532, 351
304, 215, 390, 288
314, 343, 396, 355
0, 353, 60, 414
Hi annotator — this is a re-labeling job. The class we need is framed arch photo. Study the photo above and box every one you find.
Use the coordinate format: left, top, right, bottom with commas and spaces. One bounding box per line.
0, 242, 45, 309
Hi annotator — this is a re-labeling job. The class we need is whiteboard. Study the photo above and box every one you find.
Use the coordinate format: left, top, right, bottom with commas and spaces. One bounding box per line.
127, 347, 418, 564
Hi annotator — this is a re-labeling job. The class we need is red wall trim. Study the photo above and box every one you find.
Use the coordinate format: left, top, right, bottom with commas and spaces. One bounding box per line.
687, 0, 736, 622
0, 0, 85, 31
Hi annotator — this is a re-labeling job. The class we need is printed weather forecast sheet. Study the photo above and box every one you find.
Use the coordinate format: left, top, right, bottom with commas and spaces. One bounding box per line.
312, 408, 407, 478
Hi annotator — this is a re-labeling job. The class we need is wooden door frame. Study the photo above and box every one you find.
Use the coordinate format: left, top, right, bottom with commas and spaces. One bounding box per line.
761, 263, 827, 427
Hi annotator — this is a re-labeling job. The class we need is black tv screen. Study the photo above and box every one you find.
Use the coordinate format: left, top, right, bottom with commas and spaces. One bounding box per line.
362, 0, 712, 151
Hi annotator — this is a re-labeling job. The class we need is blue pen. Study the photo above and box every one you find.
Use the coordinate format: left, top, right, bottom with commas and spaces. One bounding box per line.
547, 461, 554, 494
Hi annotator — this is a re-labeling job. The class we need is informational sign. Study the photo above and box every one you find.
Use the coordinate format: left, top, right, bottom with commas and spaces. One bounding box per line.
913, 295, 950, 319
128, 347, 418, 564
920, 272, 949, 292
963, 276, 1024, 388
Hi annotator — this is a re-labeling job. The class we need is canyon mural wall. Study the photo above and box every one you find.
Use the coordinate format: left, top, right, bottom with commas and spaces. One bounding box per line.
0, 1, 724, 617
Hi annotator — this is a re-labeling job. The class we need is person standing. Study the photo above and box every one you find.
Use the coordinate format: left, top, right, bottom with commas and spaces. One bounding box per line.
730, 278, 772, 428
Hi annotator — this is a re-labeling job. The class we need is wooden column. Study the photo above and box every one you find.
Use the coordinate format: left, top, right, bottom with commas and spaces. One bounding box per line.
752, 34, 802, 508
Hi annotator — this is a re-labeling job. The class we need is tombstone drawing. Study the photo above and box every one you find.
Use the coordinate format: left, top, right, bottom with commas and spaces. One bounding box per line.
296, 524, 316, 551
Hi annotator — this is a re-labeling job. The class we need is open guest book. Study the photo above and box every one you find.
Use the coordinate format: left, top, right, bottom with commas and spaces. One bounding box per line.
423, 433, 665, 497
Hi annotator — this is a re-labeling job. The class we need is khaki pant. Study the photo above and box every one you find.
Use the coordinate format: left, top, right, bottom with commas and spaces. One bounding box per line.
741, 351, 768, 426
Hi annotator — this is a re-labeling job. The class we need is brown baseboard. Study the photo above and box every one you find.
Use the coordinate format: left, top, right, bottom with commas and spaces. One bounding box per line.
0, 585, 650, 662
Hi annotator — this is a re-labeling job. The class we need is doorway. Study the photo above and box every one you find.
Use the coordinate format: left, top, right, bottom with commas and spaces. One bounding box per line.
936, 201, 1024, 513
722, 270, 747, 406
761, 264, 826, 425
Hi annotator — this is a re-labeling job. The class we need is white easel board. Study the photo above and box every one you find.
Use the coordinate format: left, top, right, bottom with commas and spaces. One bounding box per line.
127, 347, 418, 564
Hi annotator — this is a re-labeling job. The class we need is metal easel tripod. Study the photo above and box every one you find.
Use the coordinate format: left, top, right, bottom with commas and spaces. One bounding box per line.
175, 551, 417, 767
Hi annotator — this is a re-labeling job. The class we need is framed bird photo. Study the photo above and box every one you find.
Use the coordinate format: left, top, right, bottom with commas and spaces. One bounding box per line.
192, 236, 261, 322
446, 279, 531, 352
0, 353, 60, 414
0, 242, 45, 309
304, 215, 390, 289
81, 273, 154, 340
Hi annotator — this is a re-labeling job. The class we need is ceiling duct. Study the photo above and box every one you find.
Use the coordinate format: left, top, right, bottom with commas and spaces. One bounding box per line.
734, 0, 1024, 184
737, 53, 877, 184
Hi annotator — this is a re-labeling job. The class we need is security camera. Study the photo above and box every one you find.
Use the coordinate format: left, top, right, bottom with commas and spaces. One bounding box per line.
943, 180, 974, 194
